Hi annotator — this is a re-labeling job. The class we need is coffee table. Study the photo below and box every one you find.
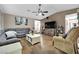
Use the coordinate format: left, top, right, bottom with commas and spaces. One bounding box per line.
26, 34, 41, 45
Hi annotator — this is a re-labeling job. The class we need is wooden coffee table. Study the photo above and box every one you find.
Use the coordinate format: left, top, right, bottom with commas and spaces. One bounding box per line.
26, 34, 41, 45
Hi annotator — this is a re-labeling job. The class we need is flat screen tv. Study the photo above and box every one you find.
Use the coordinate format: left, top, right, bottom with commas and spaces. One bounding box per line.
45, 21, 56, 28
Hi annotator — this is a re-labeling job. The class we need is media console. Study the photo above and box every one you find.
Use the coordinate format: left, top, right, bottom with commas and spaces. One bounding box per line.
42, 21, 57, 36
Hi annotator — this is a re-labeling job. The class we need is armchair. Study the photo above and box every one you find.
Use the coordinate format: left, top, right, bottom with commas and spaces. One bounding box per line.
53, 27, 79, 54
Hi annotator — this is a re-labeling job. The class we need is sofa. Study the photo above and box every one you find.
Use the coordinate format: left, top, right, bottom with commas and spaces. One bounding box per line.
0, 33, 20, 46
0, 28, 30, 54
0, 33, 22, 54
5, 28, 30, 38
0, 28, 30, 45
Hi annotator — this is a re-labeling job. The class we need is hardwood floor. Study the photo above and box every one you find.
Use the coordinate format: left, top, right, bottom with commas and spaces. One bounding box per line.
20, 34, 66, 54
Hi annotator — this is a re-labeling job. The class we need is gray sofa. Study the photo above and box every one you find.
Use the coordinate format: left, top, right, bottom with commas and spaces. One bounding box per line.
0, 34, 19, 46
5, 28, 30, 38
0, 28, 30, 46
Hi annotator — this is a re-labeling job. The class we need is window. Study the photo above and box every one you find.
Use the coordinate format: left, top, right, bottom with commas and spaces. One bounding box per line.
65, 13, 78, 33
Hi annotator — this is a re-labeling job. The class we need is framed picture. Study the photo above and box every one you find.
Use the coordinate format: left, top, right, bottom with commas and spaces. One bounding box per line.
15, 16, 28, 25
15, 16, 22, 25
22, 17, 28, 25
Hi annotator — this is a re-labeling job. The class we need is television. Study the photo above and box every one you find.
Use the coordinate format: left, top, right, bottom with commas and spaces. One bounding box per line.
45, 21, 56, 28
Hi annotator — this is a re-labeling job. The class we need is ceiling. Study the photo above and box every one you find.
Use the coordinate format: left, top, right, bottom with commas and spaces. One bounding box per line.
0, 4, 79, 20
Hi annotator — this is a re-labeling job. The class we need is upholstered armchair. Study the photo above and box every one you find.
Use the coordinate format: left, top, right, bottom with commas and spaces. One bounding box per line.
53, 27, 79, 54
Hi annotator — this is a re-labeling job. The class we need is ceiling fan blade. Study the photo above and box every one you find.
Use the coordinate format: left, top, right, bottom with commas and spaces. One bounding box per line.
43, 11, 48, 13
27, 9, 31, 12
36, 13, 38, 16
32, 11, 37, 13
42, 13, 45, 16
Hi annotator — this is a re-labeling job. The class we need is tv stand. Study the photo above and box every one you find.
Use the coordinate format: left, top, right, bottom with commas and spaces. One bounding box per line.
43, 28, 55, 36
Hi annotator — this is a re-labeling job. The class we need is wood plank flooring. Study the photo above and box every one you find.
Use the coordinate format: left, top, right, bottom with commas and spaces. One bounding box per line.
20, 34, 66, 54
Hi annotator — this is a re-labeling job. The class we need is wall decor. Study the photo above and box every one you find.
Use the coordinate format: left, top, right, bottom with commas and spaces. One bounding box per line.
15, 16, 22, 25
15, 16, 28, 25
22, 17, 28, 25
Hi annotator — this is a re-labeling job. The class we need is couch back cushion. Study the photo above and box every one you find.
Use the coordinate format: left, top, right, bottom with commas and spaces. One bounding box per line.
15, 28, 30, 34
5, 28, 30, 33
5, 28, 30, 37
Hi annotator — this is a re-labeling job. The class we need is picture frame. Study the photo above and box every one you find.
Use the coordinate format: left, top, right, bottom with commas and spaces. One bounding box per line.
15, 16, 28, 25
15, 16, 22, 25
22, 17, 28, 25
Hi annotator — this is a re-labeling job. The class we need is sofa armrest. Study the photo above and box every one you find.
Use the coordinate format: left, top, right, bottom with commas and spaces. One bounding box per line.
0, 38, 20, 46
53, 36, 65, 41
53, 36, 72, 45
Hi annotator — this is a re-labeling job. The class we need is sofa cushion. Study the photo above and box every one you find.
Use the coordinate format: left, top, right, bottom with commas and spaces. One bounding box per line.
5, 31, 17, 39
5, 28, 30, 38
0, 33, 20, 46
0, 38, 20, 46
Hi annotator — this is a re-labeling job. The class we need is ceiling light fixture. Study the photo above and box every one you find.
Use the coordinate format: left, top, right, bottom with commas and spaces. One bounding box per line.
29, 4, 48, 16
38, 13, 42, 15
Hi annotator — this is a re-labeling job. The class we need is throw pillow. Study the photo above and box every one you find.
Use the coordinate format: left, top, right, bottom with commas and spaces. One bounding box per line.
5, 31, 17, 39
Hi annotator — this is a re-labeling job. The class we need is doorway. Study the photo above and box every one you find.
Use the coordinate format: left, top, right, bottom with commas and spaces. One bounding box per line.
34, 20, 41, 33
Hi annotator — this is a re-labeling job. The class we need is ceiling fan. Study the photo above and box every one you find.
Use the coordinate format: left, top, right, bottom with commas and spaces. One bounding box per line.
28, 4, 48, 16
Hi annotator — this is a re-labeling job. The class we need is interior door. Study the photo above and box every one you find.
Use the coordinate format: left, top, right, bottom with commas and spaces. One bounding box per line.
34, 20, 41, 33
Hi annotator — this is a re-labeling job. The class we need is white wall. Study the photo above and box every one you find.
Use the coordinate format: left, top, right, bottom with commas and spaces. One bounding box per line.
0, 12, 4, 30
0, 12, 4, 35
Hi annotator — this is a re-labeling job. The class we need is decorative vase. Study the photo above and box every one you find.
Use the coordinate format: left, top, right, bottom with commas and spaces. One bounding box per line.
31, 30, 34, 35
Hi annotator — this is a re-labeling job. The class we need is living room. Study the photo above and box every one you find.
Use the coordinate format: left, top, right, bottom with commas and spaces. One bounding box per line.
0, 4, 79, 54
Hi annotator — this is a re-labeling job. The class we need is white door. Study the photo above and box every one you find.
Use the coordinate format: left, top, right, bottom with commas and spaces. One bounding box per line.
34, 20, 41, 33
